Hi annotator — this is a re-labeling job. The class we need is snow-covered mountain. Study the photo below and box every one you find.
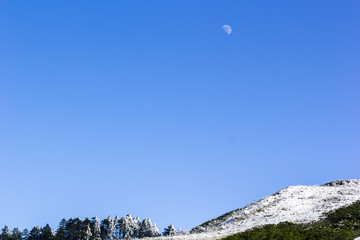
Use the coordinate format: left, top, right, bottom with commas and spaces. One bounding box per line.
151, 179, 360, 240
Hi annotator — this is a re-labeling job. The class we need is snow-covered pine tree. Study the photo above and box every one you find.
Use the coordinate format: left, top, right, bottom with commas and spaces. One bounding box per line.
115, 216, 122, 240
90, 217, 101, 240
85, 224, 92, 240
149, 222, 160, 237
114, 216, 120, 239
109, 216, 116, 240
117, 214, 135, 240
163, 224, 177, 236
138, 218, 149, 238
100, 216, 116, 240
79, 218, 92, 240
138, 218, 160, 238
132, 217, 141, 238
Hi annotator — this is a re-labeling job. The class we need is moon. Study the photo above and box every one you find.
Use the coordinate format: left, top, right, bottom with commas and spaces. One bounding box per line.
222, 25, 232, 35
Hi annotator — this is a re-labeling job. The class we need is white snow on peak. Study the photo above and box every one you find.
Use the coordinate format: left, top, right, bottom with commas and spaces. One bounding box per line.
150, 179, 360, 240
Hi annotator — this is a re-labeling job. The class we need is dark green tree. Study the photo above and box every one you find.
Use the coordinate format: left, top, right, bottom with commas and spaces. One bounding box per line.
21, 229, 29, 240
12, 228, 22, 240
79, 218, 92, 240
41, 224, 55, 240
28, 227, 41, 240
55, 219, 67, 240
1, 226, 11, 240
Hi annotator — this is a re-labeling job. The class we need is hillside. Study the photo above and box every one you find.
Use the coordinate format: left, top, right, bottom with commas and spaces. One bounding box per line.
223, 199, 360, 240
150, 179, 360, 240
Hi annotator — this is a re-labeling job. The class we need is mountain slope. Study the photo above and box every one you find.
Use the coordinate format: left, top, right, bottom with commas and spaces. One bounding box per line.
192, 179, 360, 236
149, 179, 360, 240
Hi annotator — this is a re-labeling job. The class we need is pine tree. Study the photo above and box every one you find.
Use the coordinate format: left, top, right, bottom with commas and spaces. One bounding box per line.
28, 226, 41, 240
138, 218, 146, 238
132, 217, 141, 238
64, 218, 74, 240
79, 218, 92, 240
12, 228, 22, 240
1, 226, 11, 240
90, 217, 101, 240
21, 229, 29, 240
113, 216, 120, 240
64, 218, 83, 240
71, 218, 83, 240
117, 215, 134, 240
138, 218, 160, 238
163, 224, 177, 236
100, 216, 116, 240
41, 224, 55, 240
55, 218, 67, 240
149, 222, 160, 237
84, 225, 92, 240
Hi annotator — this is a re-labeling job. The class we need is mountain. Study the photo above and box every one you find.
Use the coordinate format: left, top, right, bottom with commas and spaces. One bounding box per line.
149, 179, 360, 239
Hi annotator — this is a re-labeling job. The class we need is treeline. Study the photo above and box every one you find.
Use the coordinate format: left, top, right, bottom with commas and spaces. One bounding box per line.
0, 214, 182, 240
222, 200, 360, 240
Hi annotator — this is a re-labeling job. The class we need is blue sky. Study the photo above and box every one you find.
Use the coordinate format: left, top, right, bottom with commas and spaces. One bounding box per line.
0, 0, 359, 232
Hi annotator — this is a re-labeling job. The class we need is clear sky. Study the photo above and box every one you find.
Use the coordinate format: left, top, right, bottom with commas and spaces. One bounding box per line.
0, 0, 359, 232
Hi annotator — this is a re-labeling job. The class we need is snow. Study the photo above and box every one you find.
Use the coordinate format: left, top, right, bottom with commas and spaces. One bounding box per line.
148, 179, 360, 240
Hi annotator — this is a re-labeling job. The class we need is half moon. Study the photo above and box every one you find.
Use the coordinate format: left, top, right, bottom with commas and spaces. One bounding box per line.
222, 25, 232, 35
